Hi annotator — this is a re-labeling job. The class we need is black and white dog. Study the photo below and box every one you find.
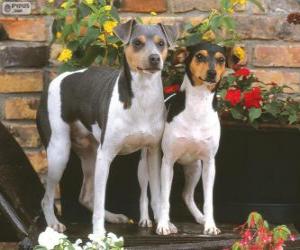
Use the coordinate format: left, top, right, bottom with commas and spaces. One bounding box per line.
138, 42, 237, 235
37, 19, 178, 235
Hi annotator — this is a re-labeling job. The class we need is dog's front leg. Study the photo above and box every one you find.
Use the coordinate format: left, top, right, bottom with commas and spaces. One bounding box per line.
147, 145, 161, 222
138, 149, 152, 227
202, 158, 221, 235
92, 146, 116, 236
156, 156, 177, 235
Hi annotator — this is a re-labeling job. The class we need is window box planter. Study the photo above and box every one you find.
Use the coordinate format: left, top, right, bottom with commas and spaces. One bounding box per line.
214, 121, 300, 225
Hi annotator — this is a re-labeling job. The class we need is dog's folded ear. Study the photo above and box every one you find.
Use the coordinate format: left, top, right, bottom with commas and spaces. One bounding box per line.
158, 23, 179, 48
114, 19, 137, 45
173, 47, 189, 64
225, 46, 247, 69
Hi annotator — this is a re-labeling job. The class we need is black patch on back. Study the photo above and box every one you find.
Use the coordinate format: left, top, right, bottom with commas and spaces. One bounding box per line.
118, 55, 134, 109
60, 66, 119, 144
166, 91, 186, 123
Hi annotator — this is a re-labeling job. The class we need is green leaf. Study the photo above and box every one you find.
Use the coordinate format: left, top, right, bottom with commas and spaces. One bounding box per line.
136, 16, 143, 24
263, 103, 281, 117
288, 113, 297, 124
80, 27, 100, 46
230, 108, 244, 120
88, 14, 97, 27
184, 33, 202, 46
33, 246, 47, 250
247, 212, 263, 228
222, 16, 236, 30
248, 108, 262, 123
248, 0, 265, 11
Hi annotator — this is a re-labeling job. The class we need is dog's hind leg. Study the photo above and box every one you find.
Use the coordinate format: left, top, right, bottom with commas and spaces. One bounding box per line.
138, 149, 152, 227
42, 126, 71, 233
182, 160, 205, 224
202, 158, 221, 235
75, 138, 129, 224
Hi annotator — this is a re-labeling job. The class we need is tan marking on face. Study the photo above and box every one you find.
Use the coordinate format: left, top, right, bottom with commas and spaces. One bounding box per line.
153, 35, 162, 44
214, 52, 226, 83
124, 45, 139, 71
162, 47, 168, 61
137, 35, 146, 44
189, 50, 209, 86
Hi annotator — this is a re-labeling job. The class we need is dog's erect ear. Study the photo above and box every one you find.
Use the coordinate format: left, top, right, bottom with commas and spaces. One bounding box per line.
173, 47, 189, 64
114, 19, 137, 45
225, 46, 247, 68
158, 23, 179, 48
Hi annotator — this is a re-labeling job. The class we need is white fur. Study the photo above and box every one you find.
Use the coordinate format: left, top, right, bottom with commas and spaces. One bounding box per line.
42, 68, 165, 235
139, 75, 221, 235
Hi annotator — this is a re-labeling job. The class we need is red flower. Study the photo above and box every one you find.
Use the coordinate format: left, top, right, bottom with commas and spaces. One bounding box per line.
164, 84, 180, 94
234, 67, 251, 77
244, 87, 262, 108
225, 88, 241, 106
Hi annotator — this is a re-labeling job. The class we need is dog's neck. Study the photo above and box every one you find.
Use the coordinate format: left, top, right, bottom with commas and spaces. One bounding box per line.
118, 56, 163, 109
181, 74, 216, 114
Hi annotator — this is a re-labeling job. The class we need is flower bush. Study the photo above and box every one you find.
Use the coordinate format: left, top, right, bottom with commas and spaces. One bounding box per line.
44, 0, 122, 72
230, 212, 295, 250
34, 227, 124, 250
218, 67, 300, 126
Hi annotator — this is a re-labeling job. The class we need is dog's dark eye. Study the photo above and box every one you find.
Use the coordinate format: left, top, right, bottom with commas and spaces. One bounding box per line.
217, 57, 225, 64
158, 40, 165, 47
133, 39, 143, 47
196, 54, 206, 62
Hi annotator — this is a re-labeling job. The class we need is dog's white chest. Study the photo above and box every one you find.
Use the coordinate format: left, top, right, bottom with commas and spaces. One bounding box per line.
106, 73, 165, 155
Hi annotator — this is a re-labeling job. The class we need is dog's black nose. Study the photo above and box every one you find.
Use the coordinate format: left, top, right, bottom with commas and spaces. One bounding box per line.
207, 69, 217, 81
149, 54, 160, 66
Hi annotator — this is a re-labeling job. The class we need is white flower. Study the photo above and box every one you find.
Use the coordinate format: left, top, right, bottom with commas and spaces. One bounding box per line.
38, 227, 67, 249
72, 239, 83, 250
88, 233, 105, 243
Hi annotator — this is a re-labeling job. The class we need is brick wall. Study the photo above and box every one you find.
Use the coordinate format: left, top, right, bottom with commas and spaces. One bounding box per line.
0, 0, 300, 177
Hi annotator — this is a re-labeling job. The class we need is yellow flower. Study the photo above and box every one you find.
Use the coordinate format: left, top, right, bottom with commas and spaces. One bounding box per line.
61, 2, 68, 8
104, 5, 111, 11
85, 0, 93, 5
202, 18, 209, 26
150, 11, 157, 16
57, 48, 72, 62
227, 7, 234, 14
56, 32, 62, 39
103, 20, 118, 34
128, 219, 134, 224
231, 0, 247, 6
48, 0, 54, 3
233, 46, 245, 61
202, 30, 216, 42
110, 43, 118, 49
98, 33, 106, 42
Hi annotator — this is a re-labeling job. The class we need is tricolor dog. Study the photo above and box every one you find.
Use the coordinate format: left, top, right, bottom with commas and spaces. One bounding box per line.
36, 19, 178, 235
138, 42, 233, 235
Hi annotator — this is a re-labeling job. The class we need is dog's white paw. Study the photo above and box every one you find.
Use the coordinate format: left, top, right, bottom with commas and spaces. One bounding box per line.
139, 218, 153, 228
204, 222, 221, 235
50, 222, 66, 233
106, 213, 129, 224
156, 221, 178, 235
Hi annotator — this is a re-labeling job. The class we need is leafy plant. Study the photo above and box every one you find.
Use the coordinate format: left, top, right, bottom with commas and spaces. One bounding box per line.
229, 212, 295, 250
217, 67, 300, 126
44, 0, 122, 72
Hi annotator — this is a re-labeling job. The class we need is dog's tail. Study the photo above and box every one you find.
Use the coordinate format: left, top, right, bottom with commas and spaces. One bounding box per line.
36, 81, 51, 148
